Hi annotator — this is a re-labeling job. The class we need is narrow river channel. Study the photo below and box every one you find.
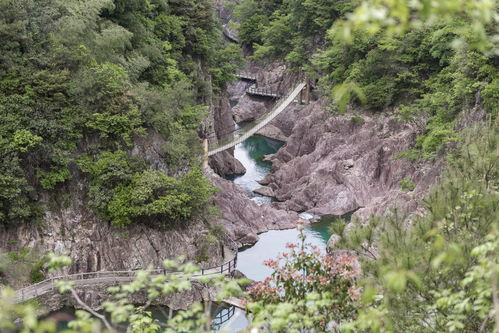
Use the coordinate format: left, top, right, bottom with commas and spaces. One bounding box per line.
218, 134, 337, 332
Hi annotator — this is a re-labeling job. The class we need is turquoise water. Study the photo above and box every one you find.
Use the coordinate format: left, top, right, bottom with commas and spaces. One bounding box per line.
227, 135, 284, 205
226, 135, 342, 282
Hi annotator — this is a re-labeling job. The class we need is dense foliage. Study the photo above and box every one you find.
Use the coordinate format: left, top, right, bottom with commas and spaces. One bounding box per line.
0, 0, 240, 226
235, 0, 498, 158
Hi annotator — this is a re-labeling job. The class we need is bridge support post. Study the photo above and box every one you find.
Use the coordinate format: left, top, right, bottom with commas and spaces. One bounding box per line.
203, 139, 209, 169
304, 82, 311, 105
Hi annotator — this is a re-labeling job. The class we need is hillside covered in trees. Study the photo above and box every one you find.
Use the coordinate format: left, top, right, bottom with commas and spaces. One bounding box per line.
0, 0, 245, 228
0, 0, 498, 332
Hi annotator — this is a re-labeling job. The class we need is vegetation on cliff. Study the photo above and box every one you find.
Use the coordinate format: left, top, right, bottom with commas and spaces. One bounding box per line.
0, 0, 241, 226
235, 0, 498, 159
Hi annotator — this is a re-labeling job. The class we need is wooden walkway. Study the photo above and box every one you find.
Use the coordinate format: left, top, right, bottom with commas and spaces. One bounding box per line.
224, 297, 246, 310
235, 70, 256, 81
246, 85, 281, 98
208, 82, 306, 156
15, 252, 238, 303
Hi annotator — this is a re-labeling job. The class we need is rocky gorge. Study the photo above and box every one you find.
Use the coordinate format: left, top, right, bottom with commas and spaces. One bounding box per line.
212, 60, 443, 227
0, 0, 456, 317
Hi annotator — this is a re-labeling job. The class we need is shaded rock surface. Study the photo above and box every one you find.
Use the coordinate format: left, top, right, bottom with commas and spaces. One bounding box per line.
209, 150, 246, 176
253, 186, 274, 197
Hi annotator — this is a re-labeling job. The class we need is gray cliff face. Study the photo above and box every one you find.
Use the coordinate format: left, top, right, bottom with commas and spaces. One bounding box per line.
258, 101, 442, 220
0, 130, 226, 286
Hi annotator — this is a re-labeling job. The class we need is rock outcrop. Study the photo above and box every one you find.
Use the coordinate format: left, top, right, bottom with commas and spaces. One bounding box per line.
260, 101, 442, 220
208, 169, 298, 247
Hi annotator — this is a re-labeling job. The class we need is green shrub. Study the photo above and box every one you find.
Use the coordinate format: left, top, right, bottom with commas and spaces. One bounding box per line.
350, 115, 365, 126
107, 168, 216, 228
30, 257, 48, 283
399, 176, 416, 192
38, 167, 71, 190
416, 127, 457, 158
482, 76, 499, 113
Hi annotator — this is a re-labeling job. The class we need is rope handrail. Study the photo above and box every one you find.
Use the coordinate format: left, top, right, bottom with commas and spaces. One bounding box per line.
14, 250, 238, 303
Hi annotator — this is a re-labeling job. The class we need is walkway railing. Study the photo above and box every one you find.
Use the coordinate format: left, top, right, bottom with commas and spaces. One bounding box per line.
211, 306, 236, 330
15, 251, 238, 304
235, 70, 256, 81
208, 82, 306, 156
246, 86, 281, 98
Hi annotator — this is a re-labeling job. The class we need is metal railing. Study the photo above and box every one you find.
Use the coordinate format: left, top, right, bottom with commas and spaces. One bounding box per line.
246, 86, 281, 98
234, 70, 256, 81
15, 251, 238, 304
211, 306, 236, 330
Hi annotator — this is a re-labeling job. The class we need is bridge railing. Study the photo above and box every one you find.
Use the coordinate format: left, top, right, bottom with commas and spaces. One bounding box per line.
15, 251, 238, 303
208, 82, 306, 155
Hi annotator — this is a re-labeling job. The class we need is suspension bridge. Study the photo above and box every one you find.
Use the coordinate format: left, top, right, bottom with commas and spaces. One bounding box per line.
206, 81, 307, 157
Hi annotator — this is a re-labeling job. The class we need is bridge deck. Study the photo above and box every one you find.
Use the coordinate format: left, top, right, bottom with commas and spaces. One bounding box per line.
208, 82, 306, 156
235, 71, 256, 81
224, 297, 246, 310
246, 86, 281, 98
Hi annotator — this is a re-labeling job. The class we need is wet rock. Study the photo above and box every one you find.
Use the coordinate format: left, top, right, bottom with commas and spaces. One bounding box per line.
253, 186, 274, 197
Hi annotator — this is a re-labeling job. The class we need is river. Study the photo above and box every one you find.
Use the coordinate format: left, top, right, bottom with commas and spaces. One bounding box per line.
218, 134, 339, 332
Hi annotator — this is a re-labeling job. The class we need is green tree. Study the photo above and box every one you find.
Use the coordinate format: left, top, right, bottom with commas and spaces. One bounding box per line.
247, 225, 360, 332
